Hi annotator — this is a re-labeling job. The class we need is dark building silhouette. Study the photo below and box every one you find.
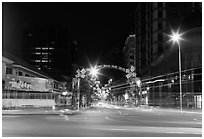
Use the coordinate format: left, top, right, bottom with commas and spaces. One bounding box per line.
123, 34, 136, 69
23, 24, 76, 80
134, 2, 202, 77
133, 2, 202, 108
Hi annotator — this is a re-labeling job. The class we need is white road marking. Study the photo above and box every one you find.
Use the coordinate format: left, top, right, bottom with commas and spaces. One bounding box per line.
2, 115, 20, 118
91, 126, 202, 135
109, 128, 128, 131
105, 117, 111, 120
64, 116, 70, 121
166, 131, 186, 134
118, 111, 122, 115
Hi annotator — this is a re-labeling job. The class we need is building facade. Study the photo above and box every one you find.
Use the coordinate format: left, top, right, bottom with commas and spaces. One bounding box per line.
123, 34, 136, 69
143, 26, 202, 108
124, 2, 202, 108
2, 52, 66, 109
134, 2, 201, 77
23, 24, 74, 78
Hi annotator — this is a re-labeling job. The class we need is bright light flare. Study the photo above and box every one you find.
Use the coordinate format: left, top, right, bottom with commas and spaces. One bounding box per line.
89, 66, 99, 78
168, 29, 185, 46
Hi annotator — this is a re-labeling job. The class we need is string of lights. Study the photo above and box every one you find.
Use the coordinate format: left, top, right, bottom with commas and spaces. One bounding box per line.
110, 79, 202, 92
109, 73, 201, 91
141, 66, 202, 82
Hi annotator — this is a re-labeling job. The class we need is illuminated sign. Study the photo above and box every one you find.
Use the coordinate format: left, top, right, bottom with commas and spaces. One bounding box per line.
96, 65, 127, 72
5, 75, 53, 92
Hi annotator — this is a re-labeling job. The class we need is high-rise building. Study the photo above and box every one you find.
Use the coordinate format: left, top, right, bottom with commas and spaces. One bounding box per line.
134, 2, 201, 77
23, 24, 74, 79
123, 34, 136, 69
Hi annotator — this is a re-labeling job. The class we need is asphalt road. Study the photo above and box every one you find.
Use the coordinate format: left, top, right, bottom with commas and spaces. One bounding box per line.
2, 103, 202, 137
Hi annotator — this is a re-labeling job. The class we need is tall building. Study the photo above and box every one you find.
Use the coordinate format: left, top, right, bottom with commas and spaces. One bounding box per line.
123, 34, 136, 69
133, 2, 202, 108
134, 2, 201, 77
23, 24, 74, 79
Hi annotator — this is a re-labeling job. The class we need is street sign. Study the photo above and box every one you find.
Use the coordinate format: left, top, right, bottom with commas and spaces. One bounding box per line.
130, 66, 135, 72
126, 69, 130, 73
81, 68, 86, 75
126, 74, 131, 78
81, 74, 85, 78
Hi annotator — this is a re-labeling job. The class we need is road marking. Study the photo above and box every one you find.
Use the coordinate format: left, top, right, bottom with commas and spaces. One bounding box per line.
105, 117, 111, 120
91, 125, 202, 135
108, 128, 128, 131
118, 111, 122, 115
2, 115, 20, 118
166, 131, 186, 134
64, 115, 69, 121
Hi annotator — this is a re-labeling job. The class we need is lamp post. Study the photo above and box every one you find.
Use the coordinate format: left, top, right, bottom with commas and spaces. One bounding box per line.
76, 68, 86, 110
168, 29, 184, 111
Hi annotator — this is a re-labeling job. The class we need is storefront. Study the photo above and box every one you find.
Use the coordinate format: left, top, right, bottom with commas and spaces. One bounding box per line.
3, 74, 55, 109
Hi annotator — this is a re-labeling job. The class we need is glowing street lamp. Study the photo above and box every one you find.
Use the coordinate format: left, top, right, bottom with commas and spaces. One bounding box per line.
168, 29, 185, 111
89, 66, 99, 78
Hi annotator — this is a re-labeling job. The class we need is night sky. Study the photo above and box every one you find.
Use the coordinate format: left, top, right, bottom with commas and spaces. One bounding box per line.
3, 2, 137, 82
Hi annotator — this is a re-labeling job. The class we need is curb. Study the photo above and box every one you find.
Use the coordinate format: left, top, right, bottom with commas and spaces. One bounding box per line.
109, 105, 202, 114
2, 109, 85, 115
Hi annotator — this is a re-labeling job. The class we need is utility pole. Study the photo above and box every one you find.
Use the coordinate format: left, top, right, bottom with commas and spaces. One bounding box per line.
77, 77, 80, 110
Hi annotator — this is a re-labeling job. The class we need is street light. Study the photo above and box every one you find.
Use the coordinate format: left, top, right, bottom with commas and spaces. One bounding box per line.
168, 29, 184, 111
89, 66, 99, 78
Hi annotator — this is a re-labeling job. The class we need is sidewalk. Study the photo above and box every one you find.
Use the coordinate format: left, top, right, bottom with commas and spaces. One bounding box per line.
154, 107, 202, 114
2, 108, 84, 115
110, 104, 202, 114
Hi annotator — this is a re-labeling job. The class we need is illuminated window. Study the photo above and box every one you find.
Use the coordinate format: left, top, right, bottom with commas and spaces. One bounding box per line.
42, 47, 48, 50
42, 52, 48, 55
35, 60, 41, 62
35, 47, 41, 50
42, 60, 48, 62
49, 47, 54, 50
35, 52, 41, 55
